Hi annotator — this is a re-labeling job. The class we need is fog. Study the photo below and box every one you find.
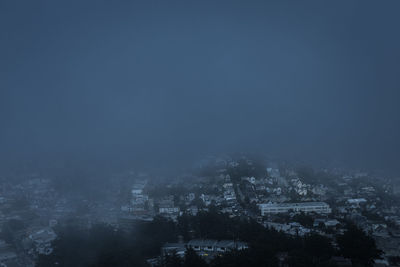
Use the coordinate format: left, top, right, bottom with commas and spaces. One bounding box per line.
1, 1, 400, 173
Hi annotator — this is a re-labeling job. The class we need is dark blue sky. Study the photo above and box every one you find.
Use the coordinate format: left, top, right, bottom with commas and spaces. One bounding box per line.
1, 1, 400, 170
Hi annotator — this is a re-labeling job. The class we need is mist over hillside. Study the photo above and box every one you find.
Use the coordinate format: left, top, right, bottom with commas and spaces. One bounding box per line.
1, 1, 400, 267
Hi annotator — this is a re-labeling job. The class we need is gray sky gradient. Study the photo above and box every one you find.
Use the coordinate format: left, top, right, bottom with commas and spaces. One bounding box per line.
1, 1, 400, 171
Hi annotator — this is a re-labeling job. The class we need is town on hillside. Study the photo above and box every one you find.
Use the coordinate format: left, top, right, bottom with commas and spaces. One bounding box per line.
1, 155, 400, 266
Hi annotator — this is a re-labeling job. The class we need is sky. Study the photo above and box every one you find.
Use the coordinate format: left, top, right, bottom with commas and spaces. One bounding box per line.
1, 1, 400, 172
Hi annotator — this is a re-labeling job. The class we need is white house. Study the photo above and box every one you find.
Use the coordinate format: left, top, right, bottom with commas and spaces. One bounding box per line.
258, 202, 331, 215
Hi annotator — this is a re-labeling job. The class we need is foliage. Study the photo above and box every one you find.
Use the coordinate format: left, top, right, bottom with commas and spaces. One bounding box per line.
336, 224, 382, 266
35, 211, 383, 267
211, 248, 278, 267
183, 247, 208, 267
0, 219, 25, 244
164, 250, 182, 267
36, 217, 177, 267
292, 212, 314, 228
388, 256, 400, 266
227, 158, 266, 182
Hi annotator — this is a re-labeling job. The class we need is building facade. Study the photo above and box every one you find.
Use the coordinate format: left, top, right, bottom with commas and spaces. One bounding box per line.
258, 202, 331, 215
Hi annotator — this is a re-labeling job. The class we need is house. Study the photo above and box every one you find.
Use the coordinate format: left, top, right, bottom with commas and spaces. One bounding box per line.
313, 219, 340, 228
347, 198, 367, 205
187, 239, 248, 252
28, 228, 57, 255
158, 200, 180, 215
223, 190, 236, 201
161, 242, 186, 257
264, 222, 291, 232
258, 202, 331, 215
162, 239, 248, 260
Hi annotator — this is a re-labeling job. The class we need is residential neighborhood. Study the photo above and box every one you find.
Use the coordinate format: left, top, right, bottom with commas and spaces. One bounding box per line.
1, 155, 400, 266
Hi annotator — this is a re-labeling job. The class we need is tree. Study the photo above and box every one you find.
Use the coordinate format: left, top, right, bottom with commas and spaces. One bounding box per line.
286, 249, 314, 267
303, 234, 335, 265
211, 248, 278, 267
292, 212, 313, 228
388, 256, 400, 266
37, 224, 143, 267
183, 247, 207, 267
337, 224, 382, 266
35, 211, 339, 267
0, 219, 25, 244
286, 234, 335, 267
164, 250, 182, 267
177, 214, 191, 241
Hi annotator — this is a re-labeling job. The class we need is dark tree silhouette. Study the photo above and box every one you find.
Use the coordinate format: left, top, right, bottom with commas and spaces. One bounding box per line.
336, 224, 382, 266
164, 250, 182, 267
183, 247, 207, 267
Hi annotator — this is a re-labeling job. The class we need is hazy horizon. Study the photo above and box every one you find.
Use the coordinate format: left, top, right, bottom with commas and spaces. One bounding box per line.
1, 1, 400, 173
